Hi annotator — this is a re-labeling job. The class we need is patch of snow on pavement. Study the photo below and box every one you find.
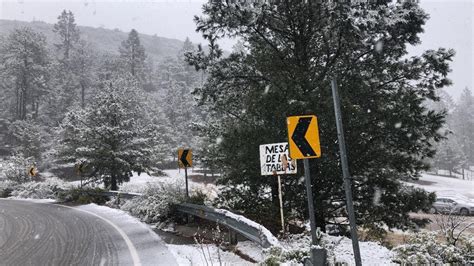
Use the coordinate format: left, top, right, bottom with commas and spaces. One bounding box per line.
6, 198, 57, 204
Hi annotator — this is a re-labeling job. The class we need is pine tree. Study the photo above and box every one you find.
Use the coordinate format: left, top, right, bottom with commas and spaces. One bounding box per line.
187, 1, 453, 232
0, 27, 49, 121
53, 10, 80, 62
119, 29, 146, 79
59, 76, 162, 190
70, 40, 95, 108
432, 136, 466, 176
451, 87, 474, 167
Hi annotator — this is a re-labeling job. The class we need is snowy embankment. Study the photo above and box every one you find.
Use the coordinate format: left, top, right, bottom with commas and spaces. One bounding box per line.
167, 244, 255, 266
406, 173, 474, 199
117, 170, 395, 265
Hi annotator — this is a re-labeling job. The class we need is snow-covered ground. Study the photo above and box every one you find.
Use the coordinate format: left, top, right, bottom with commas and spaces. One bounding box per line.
118, 169, 219, 200
407, 173, 474, 199
167, 244, 255, 265
326, 236, 394, 266
20, 170, 469, 265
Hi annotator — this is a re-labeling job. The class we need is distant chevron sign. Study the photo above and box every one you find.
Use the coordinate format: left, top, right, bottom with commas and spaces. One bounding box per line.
178, 148, 192, 168
28, 166, 38, 177
287, 115, 321, 159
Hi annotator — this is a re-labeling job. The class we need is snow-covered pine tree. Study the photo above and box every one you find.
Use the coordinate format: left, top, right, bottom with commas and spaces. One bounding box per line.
432, 136, 466, 176
47, 10, 83, 125
119, 29, 146, 80
0, 27, 49, 121
53, 10, 80, 63
451, 87, 474, 167
59, 75, 162, 190
187, 1, 452, 232
70, 40, 95, 108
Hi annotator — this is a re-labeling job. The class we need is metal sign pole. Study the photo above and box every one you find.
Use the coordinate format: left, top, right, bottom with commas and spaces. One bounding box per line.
303, 159, 318, 247
277, 175, 285, 234
331, 78, 362, 266
185, 166, 189, 199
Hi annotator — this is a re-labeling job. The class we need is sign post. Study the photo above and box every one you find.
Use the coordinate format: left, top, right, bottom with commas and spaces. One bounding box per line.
76, 162, 85, 188
287, 115, 325, 266
331, 78, 362, 266
178, 148, 192, 198
259, 142, 297, 233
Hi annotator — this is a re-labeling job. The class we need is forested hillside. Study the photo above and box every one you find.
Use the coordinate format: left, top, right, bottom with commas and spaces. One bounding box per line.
0, 12, 207, 187
0, 19, 185, 63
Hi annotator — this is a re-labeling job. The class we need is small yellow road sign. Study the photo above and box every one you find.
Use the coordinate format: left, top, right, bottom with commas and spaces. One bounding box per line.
287, 115, 321, 159
178, 148, 192, 168
28, 166, 38, 177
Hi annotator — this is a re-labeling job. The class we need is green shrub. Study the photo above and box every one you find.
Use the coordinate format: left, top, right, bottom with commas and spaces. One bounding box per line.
0, 180, 16, 198
57, 187, 108, 204
188, 190, 208, 205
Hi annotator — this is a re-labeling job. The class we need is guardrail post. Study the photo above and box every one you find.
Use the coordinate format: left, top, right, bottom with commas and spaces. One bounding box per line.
228, 230, 238, 245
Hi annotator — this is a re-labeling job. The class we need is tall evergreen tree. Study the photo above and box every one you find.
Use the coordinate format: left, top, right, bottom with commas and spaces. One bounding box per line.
53, 10, 80, 62
59, 76, 162, 190
119, 29, 146, 79
451, 87, 474, 167
0, 27, 49, 121
187, 1, 452, 232
70, 40, 95, 108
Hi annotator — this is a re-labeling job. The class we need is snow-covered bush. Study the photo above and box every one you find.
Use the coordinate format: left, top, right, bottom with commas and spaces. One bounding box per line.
119, 181, 186, 223
393, 231, 470, 264
10, 177, 71, 199
57, 187, 108, 204
2, 154, 35, 183
0, 180, 17, 198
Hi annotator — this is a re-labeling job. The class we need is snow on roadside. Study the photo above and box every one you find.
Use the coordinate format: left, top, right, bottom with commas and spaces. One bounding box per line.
276, 234, 394, 266
407, 173, 474, 199
325, 235, 394, 266
167, 244, 255, 266
1, 198, 57, 204
214, 208, 280, 247
118, 170, 219, 200
236, 241, 265, 262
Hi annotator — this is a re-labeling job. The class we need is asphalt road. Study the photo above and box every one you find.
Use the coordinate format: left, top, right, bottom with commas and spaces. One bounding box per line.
0, 199, 178, 266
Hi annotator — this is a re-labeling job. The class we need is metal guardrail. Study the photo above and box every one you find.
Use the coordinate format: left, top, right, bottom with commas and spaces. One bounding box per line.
101, 191, 143, 199
176, 203, 279, 248
101, 191, 279, 248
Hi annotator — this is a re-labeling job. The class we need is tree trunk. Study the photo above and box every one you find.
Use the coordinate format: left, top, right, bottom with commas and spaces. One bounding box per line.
111, 174, 118, 190
80, 81, 86, 108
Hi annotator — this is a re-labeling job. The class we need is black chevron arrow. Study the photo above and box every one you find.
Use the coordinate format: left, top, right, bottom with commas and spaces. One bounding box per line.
292, 117, 317, 157
29, 167, 35, 176
180, 149, 190, 167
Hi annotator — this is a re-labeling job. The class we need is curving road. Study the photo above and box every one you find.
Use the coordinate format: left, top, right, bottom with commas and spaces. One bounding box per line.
0, 199, 178, 266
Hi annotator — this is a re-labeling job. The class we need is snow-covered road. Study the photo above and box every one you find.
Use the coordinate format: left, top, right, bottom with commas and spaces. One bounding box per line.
0, 199, 178, 266
407, 173, 474, 199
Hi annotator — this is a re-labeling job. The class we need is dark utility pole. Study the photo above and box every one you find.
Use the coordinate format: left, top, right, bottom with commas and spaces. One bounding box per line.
331, 78, 362, 266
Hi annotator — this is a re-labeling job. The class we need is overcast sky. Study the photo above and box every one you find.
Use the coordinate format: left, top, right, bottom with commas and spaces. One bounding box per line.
1, 0, 472, 99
